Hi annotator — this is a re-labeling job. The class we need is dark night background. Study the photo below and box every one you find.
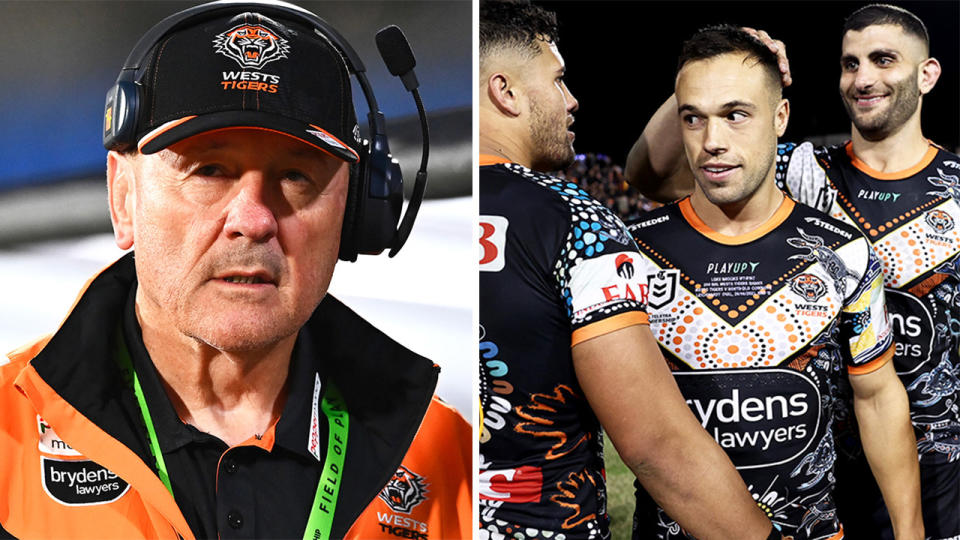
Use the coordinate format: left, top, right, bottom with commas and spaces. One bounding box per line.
540, 1, 960, 165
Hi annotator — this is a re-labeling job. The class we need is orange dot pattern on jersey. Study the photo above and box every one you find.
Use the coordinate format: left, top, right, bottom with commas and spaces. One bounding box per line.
835, 189, 945, 239
862, 203, 960, 289
651, 274, 839, 370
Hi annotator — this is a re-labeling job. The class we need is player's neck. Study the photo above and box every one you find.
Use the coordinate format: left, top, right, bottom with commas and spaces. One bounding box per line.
479, 110, 536, 169
690, 177, 785, 238
137, 305, 293, 446
479, 136, 531, 169
850, 114, 929, 174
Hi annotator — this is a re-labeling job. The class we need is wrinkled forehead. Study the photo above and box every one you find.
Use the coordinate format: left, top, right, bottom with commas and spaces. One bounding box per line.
841, 24, 927, 59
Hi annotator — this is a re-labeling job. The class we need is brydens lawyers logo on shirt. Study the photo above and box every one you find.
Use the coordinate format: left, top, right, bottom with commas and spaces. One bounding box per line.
213, 23, 290, 69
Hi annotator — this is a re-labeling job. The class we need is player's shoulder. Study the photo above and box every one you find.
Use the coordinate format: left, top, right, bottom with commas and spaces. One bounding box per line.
625, 200, 678, 239
778, 140, 846, 168
932, 143, 960, 168
787, 197, 865, 243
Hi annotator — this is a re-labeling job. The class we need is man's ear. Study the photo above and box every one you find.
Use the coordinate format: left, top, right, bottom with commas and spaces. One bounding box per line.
107, 151, 135, 250
774, 98, 790, 137
486, 71, 522, 117
918, 57, 942, 95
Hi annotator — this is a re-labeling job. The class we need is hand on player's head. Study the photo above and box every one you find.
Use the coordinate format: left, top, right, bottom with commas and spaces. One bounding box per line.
742, 27, 792, 88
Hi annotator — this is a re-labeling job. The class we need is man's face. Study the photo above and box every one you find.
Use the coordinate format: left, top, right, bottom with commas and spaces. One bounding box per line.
524, 40, 579, 172
676, 53, 788, 208
114, 129, 349, 352
839, 24, 926, 140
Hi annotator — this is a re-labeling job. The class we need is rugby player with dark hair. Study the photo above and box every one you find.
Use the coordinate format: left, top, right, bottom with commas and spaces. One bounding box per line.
479, 3, 779, 539
626, 24, 922, 540
627, 5, 959, 539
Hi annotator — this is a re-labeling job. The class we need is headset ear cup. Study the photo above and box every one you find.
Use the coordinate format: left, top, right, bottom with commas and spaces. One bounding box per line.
338, 144, 368, 262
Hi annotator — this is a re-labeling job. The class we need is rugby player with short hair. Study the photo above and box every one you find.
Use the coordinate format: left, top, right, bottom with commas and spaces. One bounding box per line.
627, 5, 960, 539
626, 25, 922, 539
478, 2, 778, 539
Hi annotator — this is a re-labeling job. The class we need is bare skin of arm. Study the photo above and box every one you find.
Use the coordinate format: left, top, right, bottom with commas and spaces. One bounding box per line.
625, 28, 792, 204
573, 325, 777, 539
624, 93, 694, 203
850, 360, 924, 540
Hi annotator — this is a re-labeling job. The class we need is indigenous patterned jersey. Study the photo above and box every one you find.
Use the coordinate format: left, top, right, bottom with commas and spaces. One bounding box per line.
628, 197, 893, 539
777, 141, 960, 466
479, 155, 648, 540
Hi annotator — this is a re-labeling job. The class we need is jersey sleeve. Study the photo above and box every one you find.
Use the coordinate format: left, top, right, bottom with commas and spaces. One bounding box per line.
840, 241, 894, 374
560, 207, 649, 347
776, 141, 837, 213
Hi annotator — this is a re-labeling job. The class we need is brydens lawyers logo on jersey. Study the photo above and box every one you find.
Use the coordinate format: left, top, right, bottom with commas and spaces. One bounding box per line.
378, 465, 428, 513
213, 23, 290, 69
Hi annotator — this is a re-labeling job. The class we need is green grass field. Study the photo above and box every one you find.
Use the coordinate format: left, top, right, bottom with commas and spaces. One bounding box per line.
604, 434, 636, 539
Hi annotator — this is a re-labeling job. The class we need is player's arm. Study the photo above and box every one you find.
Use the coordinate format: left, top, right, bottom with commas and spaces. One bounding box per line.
849, 359, 924, 540
573, 324, 778, 540
624, 94, 694, 204
625, 27, 792, 203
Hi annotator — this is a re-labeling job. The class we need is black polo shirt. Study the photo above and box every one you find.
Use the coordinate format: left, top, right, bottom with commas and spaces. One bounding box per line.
121, 287, 328, 539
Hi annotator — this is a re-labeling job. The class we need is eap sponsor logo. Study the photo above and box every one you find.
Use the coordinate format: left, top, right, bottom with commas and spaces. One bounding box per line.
41, 457, 129, 506
479, 464, 542, 503
479, 216, 508, 272
675, 369, 821, 469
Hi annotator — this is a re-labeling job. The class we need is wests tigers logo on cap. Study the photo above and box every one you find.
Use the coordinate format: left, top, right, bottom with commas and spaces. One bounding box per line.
213, 23, 290, 69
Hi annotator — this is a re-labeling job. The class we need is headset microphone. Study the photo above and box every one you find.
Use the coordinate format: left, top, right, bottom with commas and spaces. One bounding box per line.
376, 25, 429, 257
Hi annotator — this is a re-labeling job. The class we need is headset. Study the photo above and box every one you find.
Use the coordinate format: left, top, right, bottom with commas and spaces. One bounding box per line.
102, 0, 429, 262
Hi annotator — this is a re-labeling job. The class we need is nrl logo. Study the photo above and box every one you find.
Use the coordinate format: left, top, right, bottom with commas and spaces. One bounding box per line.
213, 23, 290, 70
646, 269, 679, 309
378, 465, 428, 513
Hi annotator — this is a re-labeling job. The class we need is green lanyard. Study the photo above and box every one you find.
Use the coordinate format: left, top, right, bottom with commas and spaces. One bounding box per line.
116, 337, 349, 540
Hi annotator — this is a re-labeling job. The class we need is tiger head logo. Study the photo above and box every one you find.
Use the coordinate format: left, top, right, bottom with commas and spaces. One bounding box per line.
791, 273, 827, 303
378, 466, 428, 513
213, 23, 290, 70
925, 209, 955, 234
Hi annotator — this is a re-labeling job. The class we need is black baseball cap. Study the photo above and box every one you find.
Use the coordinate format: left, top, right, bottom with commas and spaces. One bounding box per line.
132, 10, 360, 162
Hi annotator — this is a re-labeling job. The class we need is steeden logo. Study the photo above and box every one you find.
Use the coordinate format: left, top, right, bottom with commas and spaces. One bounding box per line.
213, 23, 290, 69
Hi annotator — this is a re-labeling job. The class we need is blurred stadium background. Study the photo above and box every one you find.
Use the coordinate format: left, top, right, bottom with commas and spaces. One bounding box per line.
0, 1, 472, 417
536, 1, 960, 536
